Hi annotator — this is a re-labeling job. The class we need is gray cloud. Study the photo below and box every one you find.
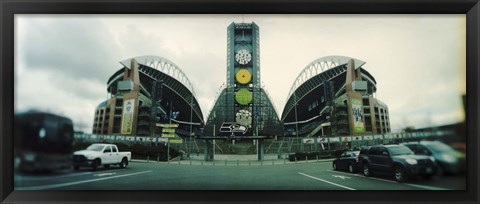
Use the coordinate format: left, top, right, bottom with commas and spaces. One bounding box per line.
18, 16, 120, 83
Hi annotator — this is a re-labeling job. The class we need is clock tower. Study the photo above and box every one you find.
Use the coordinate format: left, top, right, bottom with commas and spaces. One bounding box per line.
226, 22, 261, 136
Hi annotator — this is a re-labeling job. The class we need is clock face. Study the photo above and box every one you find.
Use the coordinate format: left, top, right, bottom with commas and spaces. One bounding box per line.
235, 49, 252, 65
235, 69, 252, 84
235, 88, 253, 105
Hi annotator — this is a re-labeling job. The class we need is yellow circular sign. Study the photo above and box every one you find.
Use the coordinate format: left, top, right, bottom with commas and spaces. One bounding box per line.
235, 69, 252, 84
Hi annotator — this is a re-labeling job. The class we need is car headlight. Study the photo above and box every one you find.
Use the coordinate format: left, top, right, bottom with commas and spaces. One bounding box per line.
405, 158, 418, 165
441, 154, 457, 163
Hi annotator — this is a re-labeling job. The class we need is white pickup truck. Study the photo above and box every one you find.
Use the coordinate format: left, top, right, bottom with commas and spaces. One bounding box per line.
72, 143, 131, 170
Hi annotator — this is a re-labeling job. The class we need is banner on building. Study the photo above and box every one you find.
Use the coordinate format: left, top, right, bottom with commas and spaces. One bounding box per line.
351, 98, 365, 133
121, 99, 135, 134
303, 138, 315, 144
329, 137, 340, 142
159, 138, 169, 143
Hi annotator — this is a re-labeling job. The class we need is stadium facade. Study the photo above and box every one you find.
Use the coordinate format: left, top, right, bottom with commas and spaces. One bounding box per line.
281, 56, 390, 141
92, 56, 204, 143
91, 22, 390, 156
203, 22, 283, 138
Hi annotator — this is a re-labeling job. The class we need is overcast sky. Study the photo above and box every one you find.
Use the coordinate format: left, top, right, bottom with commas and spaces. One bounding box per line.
15, 14, 466, 133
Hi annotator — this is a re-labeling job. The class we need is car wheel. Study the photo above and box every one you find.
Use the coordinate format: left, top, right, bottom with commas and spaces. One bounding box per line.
423, 174, 434, 180
363, 164, 371, 177
120, 158, 128, 169
92, 159, 100, 171
73, 165, 79, 171
348, 163, 354, 173
394, 166, 407, 183
333, 162, 338, 171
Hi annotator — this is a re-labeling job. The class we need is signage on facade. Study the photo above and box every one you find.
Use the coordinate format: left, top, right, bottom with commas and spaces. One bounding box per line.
121, 99, 135, 134
329, 137, 340, 142
351, 98, 365, 133
219, 122, 248, 134
159, 138, 168, 143
303, 138, 315, 144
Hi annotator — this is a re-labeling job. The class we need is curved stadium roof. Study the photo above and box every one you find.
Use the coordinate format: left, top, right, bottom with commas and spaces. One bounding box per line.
282, 55, 377, 122
107, 55, 204, 124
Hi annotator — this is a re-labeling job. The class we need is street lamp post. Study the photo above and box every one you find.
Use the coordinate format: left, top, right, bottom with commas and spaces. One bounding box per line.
294, 91, 300, 152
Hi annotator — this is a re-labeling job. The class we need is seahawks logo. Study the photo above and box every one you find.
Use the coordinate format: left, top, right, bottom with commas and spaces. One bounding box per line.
219, 122, 248, 134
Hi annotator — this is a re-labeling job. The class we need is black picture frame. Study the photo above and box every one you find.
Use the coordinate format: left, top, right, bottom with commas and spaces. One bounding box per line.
1, 0, 479, 204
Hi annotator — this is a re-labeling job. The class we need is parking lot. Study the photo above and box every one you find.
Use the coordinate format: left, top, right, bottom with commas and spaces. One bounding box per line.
14, 157, 466, 190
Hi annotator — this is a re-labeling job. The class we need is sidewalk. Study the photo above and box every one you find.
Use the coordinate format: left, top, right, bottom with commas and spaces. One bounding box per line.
131, 154, 335, 166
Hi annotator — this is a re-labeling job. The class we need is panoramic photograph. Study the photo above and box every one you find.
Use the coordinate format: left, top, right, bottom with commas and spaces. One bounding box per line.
13, 14, 466, 190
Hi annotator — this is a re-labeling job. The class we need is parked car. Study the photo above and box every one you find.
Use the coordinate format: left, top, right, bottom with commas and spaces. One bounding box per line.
73, 143, 131, 170
401, 141, 465, 175
358, 145, 437, 182
332, 151, 361, 173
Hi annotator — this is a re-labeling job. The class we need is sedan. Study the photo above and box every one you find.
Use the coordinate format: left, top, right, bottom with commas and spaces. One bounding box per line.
332, 151, 361, 173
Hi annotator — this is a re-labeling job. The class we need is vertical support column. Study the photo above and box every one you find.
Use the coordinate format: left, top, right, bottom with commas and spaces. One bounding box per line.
257, 139, 264, 161
205, 140, 215, 161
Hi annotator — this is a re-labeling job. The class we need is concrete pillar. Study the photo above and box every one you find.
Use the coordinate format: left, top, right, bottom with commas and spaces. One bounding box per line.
257, 139, 264, 161
204, 140, 214, 161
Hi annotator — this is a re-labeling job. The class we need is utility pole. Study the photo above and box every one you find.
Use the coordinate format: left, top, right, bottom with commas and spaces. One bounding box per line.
294, 91, 300, 152
150, 80, 163, 136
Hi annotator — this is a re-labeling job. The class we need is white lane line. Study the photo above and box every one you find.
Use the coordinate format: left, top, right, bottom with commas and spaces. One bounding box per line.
298, 172, 356, 190
94, 173, 116, 177
326, 170, 452, 190
15, 170, 152, 190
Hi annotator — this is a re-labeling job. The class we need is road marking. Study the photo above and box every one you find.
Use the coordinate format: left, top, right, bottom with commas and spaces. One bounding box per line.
327, 170, 397, 183
332, 175, 351, 180
326, 170, 452, 190
94, 172, 116, 177
298, 172, 356, 190
15, 170, 152, 190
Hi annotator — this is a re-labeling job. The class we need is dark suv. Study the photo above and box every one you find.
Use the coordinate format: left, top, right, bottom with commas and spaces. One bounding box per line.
401, 141, 465, 175
358, 145, 437, 182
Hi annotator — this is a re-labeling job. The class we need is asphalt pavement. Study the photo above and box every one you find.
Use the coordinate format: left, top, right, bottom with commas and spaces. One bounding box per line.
14, 155, 466, 190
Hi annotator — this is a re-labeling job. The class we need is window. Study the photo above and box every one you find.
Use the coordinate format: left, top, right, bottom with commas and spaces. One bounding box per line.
368, 148, 379, 155
379, 148, 389, 156
104, 146, 112, 153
